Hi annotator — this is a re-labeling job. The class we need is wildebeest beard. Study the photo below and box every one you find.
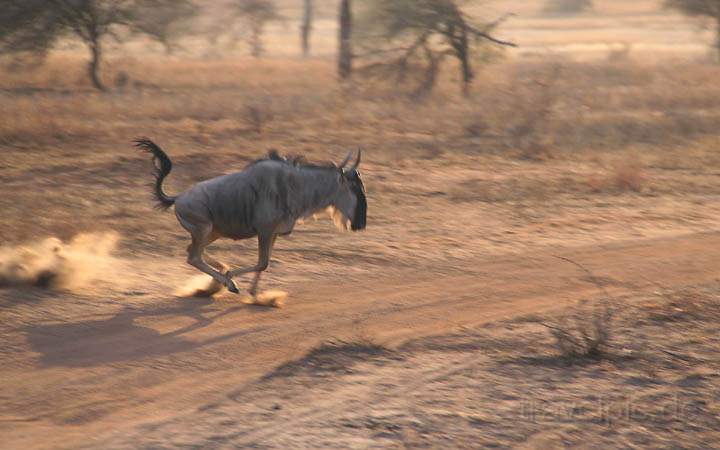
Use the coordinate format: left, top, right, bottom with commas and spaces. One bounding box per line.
350, 178, 367, 231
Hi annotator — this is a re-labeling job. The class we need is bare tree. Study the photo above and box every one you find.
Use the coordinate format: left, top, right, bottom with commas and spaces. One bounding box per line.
665, 0, 720, 62
338, 0, 353, 79
357, 0, 515, 96
300, 0, 313, 57
232, 0, 283, 58
0, 0, 189, 90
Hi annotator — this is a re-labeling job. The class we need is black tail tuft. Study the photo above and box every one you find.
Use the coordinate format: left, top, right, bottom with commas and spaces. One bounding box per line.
134, 137, 177, 210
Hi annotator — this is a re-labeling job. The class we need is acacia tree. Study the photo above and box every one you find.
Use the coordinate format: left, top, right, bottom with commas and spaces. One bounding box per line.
357, 0, 515, 96
666, 0, 720, 62
232, 0, 283, 58
131, 0, 198, 54
0, 0, 190, 90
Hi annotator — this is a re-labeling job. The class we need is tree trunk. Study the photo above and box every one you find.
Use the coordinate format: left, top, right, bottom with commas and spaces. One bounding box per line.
457, 24, 473, 96
338, 0, 352, 79
301, 0, 313, 57
250, 22, 263, 58
412, 46, 441, 100
715, 13, 720, 64
88, 38, 105, 91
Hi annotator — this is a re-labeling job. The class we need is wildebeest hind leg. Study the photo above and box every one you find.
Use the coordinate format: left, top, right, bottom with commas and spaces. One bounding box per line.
187, 227, 239, 294
204, 254, 229, 274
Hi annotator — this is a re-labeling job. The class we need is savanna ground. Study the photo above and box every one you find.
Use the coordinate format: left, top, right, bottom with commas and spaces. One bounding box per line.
2, 0, 720, 448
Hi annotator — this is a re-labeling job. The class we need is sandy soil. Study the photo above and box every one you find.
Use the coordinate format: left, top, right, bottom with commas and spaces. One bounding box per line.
3, 91, 720, 448
3, 114, 720, 449
3, 1, 720, 448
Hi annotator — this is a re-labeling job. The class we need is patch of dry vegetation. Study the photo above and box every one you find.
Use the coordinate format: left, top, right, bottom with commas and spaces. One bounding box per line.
586, 155, 647, 193
543, 300, 614, 360
2, 53, 720, 264
2, 55, 720, 154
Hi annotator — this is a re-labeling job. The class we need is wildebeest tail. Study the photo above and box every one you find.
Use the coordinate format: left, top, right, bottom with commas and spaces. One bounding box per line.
134, 137, 177, 210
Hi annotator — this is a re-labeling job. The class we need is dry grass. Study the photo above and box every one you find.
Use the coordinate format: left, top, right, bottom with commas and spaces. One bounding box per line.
612, 158, 645, 192
3, 53, 720, 255
2, 54, 720, 157
586, 155, 647, 193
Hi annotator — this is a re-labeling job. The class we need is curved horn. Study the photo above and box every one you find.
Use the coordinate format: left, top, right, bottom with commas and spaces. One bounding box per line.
350, 148, 362, 171
338, 150, 353, 169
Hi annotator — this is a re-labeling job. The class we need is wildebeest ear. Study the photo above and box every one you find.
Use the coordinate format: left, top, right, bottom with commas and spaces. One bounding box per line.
268, 149, 283, 161
338, 150, 353, 169
350, 148, 361, 171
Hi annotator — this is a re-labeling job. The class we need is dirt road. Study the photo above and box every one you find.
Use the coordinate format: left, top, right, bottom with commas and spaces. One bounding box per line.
2, 231, 719, 449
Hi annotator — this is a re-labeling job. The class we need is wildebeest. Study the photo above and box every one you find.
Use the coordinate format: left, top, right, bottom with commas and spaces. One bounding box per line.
134, 138, 366, 296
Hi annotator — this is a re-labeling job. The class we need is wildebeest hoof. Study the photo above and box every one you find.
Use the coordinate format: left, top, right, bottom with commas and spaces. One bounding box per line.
227, 282, 239, 294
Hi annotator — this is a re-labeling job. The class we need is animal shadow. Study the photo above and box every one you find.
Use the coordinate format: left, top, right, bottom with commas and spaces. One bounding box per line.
24, 296, 256, 367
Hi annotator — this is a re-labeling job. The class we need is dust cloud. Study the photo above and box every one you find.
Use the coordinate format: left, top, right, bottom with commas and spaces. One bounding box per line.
0, 232, 120, 292
174, 273, 287, 308
174, 274, 226, 298
242, 290, 287, 308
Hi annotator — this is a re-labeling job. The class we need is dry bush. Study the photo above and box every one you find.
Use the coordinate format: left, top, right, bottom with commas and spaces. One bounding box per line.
457, 64, 564, 157
505, 65, 561, 159
585, 174, 610, 193
462, 114, 490, 137
644, 287, 719, 324
541, 257, 616, 361
612, 158, 645, 192
607, 43, 632, 63
586, 156, 646, 193
543, 300, 614, 360
245, 103, 275, 134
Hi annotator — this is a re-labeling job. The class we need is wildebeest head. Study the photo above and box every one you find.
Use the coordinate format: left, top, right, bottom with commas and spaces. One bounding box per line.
333, 150, 366, 231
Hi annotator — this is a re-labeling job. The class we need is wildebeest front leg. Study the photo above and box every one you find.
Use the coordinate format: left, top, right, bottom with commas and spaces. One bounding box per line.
226, 232, 276, 296
248, 234, 277, 297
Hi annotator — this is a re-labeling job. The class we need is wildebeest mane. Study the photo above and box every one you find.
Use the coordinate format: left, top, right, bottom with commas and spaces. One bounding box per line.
246, 149, 337, 170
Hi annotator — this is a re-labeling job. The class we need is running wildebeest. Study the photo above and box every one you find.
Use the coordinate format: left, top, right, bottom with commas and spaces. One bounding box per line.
134, 138, 366, 296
